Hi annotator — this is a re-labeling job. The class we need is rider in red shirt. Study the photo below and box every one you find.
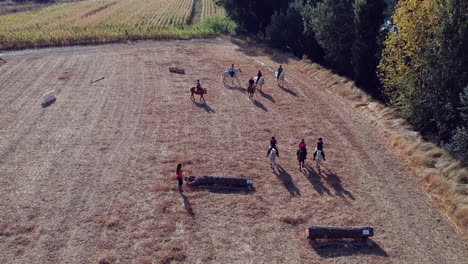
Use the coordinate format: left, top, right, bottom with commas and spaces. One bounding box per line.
299, 138, 306, 149
176, 163, 183, 191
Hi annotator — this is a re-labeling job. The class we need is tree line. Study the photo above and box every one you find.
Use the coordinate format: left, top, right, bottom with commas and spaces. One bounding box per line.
218, 0, 468, 165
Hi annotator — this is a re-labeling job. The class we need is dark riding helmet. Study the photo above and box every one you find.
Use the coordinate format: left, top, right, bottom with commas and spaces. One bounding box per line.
319, 137, 323, 141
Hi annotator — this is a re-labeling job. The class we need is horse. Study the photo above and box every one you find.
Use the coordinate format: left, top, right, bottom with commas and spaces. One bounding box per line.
268, 147, 278, 170
253, 76, 265, 91
222, 68, 242, 85
190, 87, 207, 103
297, 148, 307, 170
275, 71, 285, 87
314, 148, 324, 173
247, 83, 256, 99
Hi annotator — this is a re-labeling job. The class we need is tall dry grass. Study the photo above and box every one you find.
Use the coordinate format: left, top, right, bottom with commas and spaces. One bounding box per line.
293, 61, 468, 238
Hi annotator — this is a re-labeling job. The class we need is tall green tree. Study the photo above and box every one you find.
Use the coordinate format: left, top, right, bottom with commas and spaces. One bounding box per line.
378, 0, 439, 130
312, 0, 355, 76
352, 0, 386, 94
221, 0, 290, 34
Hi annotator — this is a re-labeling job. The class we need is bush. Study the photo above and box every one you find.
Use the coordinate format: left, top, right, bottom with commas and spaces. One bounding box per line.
446, 127, 468, 165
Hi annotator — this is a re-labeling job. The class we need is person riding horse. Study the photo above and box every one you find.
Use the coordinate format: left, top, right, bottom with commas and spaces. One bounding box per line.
313, 137, 326, 161
277, 65, 283, 80
299, 138, 306, 150
196, 80, 202, 93
267, 136, 279, 157
256, 70, 263, 85
229, 64, 235, 77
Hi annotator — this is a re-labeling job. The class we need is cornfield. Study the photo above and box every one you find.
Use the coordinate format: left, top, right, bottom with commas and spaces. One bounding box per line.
0, 0, 234, 49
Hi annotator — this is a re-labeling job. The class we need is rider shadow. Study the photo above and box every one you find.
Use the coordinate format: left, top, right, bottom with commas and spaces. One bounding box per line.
322, 169, 355, 200
258, 90, 276, 103
279, 85, 297, 97
273, 164, 301, 197
192, 100, 215, 113
303, 165, 331, 196
253, 100, 268, 112
180, 191, 195, 217
311, 240, 389, 258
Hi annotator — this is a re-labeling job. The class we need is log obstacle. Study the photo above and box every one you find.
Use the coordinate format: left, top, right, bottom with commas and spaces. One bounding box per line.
185, 176, 253, 189
169, 67, 185, 74
307, 226, 375, 248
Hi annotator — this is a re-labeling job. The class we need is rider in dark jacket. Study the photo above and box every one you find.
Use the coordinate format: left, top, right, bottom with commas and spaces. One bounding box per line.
267, 137, 279, 157
277, 65, 283, 79
256, 70, 263, 85
196, 80, 202, 93
314, 137, 326, 160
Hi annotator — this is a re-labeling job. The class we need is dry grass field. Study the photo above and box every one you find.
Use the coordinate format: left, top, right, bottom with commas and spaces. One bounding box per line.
0, 38, 467, 263
0, 0, 231, 50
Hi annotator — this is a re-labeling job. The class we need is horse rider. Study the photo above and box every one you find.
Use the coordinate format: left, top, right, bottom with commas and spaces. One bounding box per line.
196, 80, 202, 93
256, 70, 263, 85
267, 136, 279, 157
299, 138, 306, 150
248, 77, 255, 90
229, 64, 235, 77
313, 137, 326, 161
277, 65, 283, 79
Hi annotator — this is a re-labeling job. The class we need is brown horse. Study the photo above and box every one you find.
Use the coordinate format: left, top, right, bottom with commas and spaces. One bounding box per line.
247, 84, 255, 99
190, 87, 207, 103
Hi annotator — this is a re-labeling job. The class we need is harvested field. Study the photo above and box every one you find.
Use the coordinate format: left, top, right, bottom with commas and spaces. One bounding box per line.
0, 38, 467, 263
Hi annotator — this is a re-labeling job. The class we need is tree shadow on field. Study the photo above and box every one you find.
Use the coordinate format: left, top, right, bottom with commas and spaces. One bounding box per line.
258, 89, 275, 103
230, 38, 289, 64
321, 167, 354, 200
310, 240, 389, 258
279, 85, 297, 97
253, 99, 268, 111
192, 100, 215, 113
303, 165, 331, 196
273, 164, 300, 197
180, 191, 195, 217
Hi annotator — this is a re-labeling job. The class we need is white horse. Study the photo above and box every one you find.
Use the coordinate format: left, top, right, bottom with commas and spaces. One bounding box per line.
222, 68, 242, 85
314, 148, 324, 173
268, 147, 278, 169
253, 76, 265, 91
275, 71, 285, 87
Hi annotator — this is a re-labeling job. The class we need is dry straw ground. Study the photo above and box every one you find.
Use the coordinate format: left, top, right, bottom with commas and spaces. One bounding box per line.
0, 38, 467, 263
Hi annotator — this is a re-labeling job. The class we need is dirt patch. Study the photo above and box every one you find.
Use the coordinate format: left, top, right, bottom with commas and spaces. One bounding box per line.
0, 38, 466, 263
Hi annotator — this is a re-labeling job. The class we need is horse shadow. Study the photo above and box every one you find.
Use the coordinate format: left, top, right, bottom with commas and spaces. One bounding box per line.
303, 165, 331, 196
273, 164, 300, 197
192, 100, 215, 113
311, 240, 389, 258
321, 168, 355, 200
180, 191, 195, 217
279, 85, 297, 97
258, 89, 275, 103
253, 100, 268, 111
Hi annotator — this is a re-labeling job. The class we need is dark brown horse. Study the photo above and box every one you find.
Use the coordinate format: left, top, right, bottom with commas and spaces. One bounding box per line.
247, 84, 255, 99
297, 148, 307, 170
190, 87, 207, 103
